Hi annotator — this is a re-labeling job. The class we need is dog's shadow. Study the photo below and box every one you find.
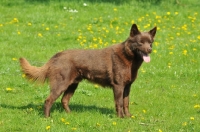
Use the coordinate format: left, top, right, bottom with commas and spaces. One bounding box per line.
0, 102, 115, 117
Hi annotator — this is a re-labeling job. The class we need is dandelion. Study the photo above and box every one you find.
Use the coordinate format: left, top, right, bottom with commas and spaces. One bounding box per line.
113, 8, 117, 12
182, 50, 187, 55
96, 123, 100, 126
22, 74, 26, 78
153, 50, 157, 54
13, 18, 19, 23
159, 129, 162, 132
131, 115, 135, 119
61, 118, 65, 122
6, 88, 13, 91
168, 63, 171, 68
112, 121, 117, 125
141, 68, 146, 73
93, 37, 97, 41
112, 39, 116, 43
38, 33, 43, 37
197, 35, 200, 40
175, 12, 179, 15
93, 44, 98, 48
143, 110, 146, 113
193, 48, 197, 51
46, 125, 50, 130
193, 94, 197, 97
194, 104, 200, 108
190, 117, 194, 120
65, 122, 70, 125
94, 84, 99, 88
12, 58, 17, 61
0, 24, 3, 27
176, 33, 180, 36
71, 127, 77, 130
45, 27, 50, 31
182, 122, 187, 126
28, 22, 32, 26
167, 12, 171, 15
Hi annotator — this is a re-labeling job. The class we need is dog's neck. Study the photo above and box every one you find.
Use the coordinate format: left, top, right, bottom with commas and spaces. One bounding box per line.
122, 41, 142, 59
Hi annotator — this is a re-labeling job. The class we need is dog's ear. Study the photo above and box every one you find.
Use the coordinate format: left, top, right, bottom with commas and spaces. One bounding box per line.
130, 24, 140, 37
149, 26, 157, 38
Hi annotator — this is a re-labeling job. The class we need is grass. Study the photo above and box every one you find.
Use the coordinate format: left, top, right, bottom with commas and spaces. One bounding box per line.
0, 0, 200, 131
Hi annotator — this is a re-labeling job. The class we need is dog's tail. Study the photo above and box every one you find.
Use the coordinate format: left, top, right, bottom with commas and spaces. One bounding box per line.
19, 58, 49, 83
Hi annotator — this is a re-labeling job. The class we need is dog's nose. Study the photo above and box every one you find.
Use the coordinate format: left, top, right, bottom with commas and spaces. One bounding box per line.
147, 48, 152, 53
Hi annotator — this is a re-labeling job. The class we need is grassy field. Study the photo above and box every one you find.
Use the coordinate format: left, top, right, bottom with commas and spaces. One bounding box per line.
0, 0, 200, 131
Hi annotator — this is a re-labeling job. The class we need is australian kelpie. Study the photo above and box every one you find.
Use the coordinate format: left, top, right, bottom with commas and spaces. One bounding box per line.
19, 24, 157, 118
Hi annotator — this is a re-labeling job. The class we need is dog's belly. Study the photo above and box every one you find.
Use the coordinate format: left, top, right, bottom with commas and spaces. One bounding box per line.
77, 68, 112, 87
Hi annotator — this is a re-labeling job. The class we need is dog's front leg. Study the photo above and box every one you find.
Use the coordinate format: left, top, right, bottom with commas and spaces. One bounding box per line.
123, 84, 132, 117
113, 85, 125, 118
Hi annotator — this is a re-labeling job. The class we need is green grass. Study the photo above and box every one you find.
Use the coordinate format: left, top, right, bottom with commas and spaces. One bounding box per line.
0, 0, 200, 131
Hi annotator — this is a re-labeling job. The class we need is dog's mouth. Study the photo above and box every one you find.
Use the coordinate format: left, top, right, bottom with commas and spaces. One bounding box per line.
136, 49, 151, 63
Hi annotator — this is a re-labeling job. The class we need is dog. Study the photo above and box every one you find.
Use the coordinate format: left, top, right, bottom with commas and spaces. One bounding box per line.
19, 24, 157, 118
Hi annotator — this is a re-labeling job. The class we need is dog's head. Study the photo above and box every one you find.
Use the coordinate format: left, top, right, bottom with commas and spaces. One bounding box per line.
125, 24, 157, 63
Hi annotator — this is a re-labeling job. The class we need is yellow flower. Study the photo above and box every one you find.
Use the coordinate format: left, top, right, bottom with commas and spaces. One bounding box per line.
46, 125, 50, 130
182, 50, 187, 55
175, 12, 179, 15
197, 35, 200, 40
61, 118, 65, 122
193, 94, 197, 97
13, 18, 19, 23
112, 121, 117, 125
190, 117, 194, 120
194, 104, 200, 108
71, 127, 77, 130
182, 122, 187, 126
22, 74, 26, 78
6, 88, 13, 91
159, 129, 162, 132
143, 110, 146, 113
38, 33, 43, 37
12, 58, 17, 61
28, 22, 32, 26
169, 52, 173, 55
167, 12, 171, 15
45, 27, 50, 31
96, 123, 100, 126
17, 31, 21, 35
65, 122, 70, 125
94, 84, 99, 88
112, 39, 116, 43
113, 8, 117, 11
193, 48, 197, 51
131, 115, 135, 119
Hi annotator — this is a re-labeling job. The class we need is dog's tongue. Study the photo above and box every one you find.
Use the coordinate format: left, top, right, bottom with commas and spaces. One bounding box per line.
143, 55, 150, 63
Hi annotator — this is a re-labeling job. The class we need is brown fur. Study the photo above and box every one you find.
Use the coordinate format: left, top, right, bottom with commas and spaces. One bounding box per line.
19, 24, 157, 118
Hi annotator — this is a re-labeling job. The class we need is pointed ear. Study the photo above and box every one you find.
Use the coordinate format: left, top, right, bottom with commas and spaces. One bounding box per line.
149, 26, 157, 38
130, 24, 140, 37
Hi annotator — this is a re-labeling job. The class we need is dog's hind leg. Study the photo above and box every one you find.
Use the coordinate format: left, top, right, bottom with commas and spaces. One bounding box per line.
123, 83, 132, 117
61, 83, 78, 113
44, 72, 74, 117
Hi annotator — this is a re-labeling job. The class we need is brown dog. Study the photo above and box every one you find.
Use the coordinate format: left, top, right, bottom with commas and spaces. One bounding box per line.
19, 24, 156, 118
